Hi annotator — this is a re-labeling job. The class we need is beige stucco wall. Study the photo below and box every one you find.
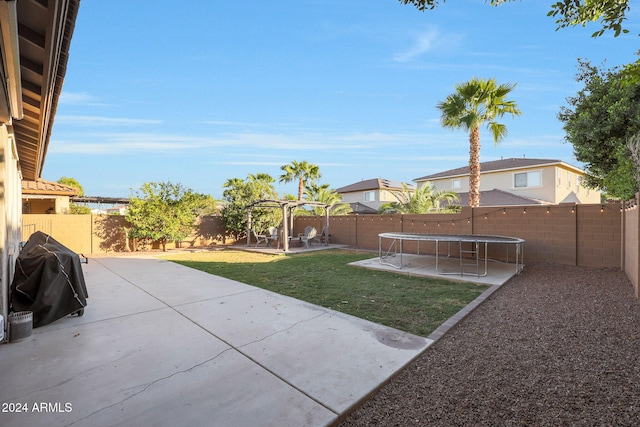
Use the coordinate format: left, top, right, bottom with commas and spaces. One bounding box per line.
0, 125, 22, 342
22, 195, 71, 214
340, 188, 402, 204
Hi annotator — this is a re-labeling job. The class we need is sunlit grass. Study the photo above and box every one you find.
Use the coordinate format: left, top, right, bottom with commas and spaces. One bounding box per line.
162, 249, 488, 337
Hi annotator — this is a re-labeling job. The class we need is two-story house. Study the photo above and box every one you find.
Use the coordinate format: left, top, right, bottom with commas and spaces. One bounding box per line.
336, 178, 415, 213
414, 158, 601, 206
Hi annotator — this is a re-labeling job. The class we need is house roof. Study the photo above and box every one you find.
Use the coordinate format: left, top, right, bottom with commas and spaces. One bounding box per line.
454, 189, 546, 207
414, 158, 583, 182
22, 179, 79, 196
336, 178, 415, 193
3, 0, 81, 181
347, 201, 385, 214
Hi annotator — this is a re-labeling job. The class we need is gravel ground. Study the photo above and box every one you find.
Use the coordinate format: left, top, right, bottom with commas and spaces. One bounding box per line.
340, 263, 640, 427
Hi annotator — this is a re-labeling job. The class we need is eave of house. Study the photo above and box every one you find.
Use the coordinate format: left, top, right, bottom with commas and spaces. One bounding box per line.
2, 0, 80, 182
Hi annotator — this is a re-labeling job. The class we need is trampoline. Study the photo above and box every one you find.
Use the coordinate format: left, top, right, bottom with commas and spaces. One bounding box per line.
378, 232, 525, 277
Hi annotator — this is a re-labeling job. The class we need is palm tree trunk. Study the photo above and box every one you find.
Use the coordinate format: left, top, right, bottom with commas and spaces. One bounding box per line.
298, 179, 304, 200
468, 126, 481, 207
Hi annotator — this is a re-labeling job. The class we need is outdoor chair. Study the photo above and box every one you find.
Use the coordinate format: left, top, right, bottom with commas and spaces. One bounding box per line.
253, 229, 272, 248
315, 226, 330, 245
268, 226, 278, 240
300, 226, 317, 248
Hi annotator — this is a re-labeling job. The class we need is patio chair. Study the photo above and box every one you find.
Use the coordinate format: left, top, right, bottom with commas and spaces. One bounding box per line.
252, 229, 271, 247
268, 226, 278, 240
315, 226, 330, 245
300, 226, 317, 248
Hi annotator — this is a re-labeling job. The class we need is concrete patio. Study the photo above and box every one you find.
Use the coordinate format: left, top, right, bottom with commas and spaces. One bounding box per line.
0, 255, 432, 427
350, 253, 522, 287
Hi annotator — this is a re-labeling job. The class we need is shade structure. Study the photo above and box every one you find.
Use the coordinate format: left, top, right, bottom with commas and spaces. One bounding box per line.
247, 199, 330, 252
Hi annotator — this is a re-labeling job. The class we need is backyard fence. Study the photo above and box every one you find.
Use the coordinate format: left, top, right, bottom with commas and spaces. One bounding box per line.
21, 198, 640, 298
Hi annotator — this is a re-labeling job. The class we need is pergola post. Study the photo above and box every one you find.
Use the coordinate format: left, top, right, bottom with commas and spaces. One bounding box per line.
281, 203, 289, 252
246, 206, 253, 247
324, 207, 330, 246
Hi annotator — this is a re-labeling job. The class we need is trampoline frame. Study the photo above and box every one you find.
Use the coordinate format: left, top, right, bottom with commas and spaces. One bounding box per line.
378, 232, 525, 277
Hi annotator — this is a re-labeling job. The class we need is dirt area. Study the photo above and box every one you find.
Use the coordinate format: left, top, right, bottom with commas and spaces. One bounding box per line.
340, 263, 640, 426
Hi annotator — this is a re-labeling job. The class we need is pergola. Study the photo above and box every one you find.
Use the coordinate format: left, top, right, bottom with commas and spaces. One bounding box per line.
246, 199, 329, 252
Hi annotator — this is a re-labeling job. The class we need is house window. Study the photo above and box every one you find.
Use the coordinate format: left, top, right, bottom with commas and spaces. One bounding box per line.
567, 172, 572, 189
557, 170, 562, 186
452, 179, 461, 190
364, 191, 375, 202
514, 171, 541, 188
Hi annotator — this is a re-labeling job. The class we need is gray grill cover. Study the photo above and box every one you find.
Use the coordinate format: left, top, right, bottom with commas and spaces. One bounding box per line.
11, 231, 88, 327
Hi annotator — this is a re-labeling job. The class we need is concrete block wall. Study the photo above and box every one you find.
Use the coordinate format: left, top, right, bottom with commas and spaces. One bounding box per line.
20, 202, 630, 274
624, 198, 639, 298
295, 203, 624, 269
22, 214, 228, 254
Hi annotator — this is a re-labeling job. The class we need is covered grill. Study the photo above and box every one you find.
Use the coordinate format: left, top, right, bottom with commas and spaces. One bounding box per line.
10, 231, 88, 327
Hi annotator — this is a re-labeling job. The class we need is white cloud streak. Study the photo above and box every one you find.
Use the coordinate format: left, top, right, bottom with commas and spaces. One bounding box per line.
393, 28, 451, 62
55, 115, 162, 126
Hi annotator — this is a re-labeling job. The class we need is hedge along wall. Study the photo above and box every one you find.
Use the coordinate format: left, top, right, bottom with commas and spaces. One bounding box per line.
294, 203, 623, 268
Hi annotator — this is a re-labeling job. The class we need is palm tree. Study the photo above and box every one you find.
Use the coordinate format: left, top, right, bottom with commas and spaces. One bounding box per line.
437, 77, 521, 207
279, 160, 321, 200
379, 182, 459, 214
304, 183, 353, 215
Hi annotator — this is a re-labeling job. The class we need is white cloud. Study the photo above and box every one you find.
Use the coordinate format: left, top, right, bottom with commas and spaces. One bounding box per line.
55, 115, 162, 126
393, 29, 441, 62
50, 128, 438, 156
59, 92, 99, 105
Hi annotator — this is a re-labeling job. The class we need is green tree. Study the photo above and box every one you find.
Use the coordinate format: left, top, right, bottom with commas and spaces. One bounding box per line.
126, 181, 211, 251
304, 183, 353, 215
57, 176, 84, 196
398, 0, 632, 37
437, 77, 521, 207
69, 204, 91, 214
57, 176, 91, 214
379, 182, 459, 214
279, 160, 321, 200
558, 59, 640, 199
221, 173, 280, 239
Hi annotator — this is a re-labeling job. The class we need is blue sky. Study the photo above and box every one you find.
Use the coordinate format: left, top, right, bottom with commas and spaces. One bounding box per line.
43, 0, 639, 199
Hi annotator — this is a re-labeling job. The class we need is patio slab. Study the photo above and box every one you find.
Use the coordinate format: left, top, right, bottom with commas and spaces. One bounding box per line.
350, 253, 522, 287
0, 255, 431, 427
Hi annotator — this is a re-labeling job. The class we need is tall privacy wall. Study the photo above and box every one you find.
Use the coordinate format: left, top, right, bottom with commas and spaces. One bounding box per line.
295, 203, 623, 268
21, 201, 640, 298
624, 196, 640, 298
22, 214, 228, 254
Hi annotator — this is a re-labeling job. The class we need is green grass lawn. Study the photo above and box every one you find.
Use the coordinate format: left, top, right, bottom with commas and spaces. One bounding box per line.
162, 249, 489, 337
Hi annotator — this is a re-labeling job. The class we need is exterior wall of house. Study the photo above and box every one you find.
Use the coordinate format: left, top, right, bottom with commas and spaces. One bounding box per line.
339, 192, 366, 203
379, 189, 400, 202
423, 164, 600, 204
555, 167, 600, 204
23, 197, 54, 214
22, 195, 71, 214
498, 165, 556, 202
0, 125, 22, 342
339, 188, 403, 204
